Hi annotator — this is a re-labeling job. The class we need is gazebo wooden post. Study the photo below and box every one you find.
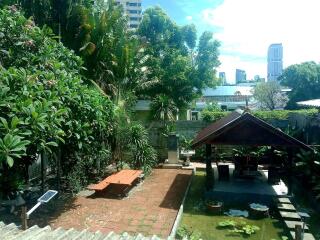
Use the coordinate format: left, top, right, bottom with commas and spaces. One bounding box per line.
205, 144, 214, 190
287, 147, 293, 196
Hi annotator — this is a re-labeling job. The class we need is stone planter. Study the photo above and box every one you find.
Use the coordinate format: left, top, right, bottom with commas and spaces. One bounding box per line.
249, 203, 269, 219
206, 201, 223, 214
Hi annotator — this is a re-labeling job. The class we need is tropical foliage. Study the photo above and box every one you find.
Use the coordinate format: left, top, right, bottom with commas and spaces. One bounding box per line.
0, 7, 115, 192
137, 7, 221, 111
201, 109, 318, 122
296, 150, 320, 201
279, 61, 320, 109
0, 1, 222, 193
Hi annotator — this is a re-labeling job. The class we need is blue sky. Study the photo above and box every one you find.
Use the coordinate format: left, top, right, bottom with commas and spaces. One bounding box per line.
142, 0, 320, 83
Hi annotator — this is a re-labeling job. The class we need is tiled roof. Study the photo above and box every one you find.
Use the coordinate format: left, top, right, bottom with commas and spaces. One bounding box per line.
0, 222, 164, 240
297, 99, 320, 108
192, 111, 312, 150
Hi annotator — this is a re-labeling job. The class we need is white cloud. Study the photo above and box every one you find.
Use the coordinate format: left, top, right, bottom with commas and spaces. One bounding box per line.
202, 0, 320, 81
186, 15, 193, 21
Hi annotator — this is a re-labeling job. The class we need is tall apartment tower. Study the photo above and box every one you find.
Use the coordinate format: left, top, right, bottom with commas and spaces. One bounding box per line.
115, 0, 142, 29
235, 69, 246, 84
267, 43, 283, 81
219, 72, 227, 85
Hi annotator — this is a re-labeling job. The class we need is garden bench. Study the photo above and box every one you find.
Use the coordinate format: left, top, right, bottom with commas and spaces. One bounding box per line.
88, 169, 143, 191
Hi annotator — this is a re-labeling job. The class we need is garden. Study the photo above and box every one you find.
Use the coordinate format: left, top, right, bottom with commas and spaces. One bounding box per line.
178, 170, 290, 240
1, 1, 320, 239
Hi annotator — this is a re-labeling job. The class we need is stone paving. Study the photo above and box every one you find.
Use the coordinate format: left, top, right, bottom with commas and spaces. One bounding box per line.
35, 169, 192, 238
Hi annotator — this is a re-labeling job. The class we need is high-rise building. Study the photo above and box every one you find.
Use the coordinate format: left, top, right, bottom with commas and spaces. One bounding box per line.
115, 0, 142, 29
267, 43, 283, 81
235, 69, 246, 84
219, 72, 227, 85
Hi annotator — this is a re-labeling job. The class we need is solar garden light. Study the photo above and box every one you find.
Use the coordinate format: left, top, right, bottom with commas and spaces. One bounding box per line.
21, 190, 58, 230
296, 212, 311, 240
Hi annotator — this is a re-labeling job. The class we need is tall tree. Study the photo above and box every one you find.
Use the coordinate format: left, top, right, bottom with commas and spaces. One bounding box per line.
253, 81, 288, 110
279, 61, 320, 109
137, 7, 220, 111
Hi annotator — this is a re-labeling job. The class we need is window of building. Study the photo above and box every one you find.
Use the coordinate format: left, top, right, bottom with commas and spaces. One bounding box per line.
129, 24, 138, 28
127, 2, 138, 6
128, 10, 138, 14
191, 111, 199, 121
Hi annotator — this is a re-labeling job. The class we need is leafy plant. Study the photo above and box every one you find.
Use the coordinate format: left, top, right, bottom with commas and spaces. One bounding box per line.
218, 220, 236, 228
177, 225, 202, 240
125, 123, 157, 175
0, 7, 115, 192
237, 224, 260, 235
218, 220, 260, 236
0, 134, 30, 167
180, 135, 194, 152
201, 109, 318, 123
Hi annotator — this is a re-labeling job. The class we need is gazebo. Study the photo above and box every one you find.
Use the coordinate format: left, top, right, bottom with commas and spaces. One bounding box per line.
192, 110, 313, 193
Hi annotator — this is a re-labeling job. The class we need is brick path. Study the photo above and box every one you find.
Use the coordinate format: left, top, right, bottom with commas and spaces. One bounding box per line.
38, 169, 192, 238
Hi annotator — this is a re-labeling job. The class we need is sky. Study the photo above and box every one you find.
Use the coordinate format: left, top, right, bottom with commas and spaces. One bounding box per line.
142, 0, 320, 83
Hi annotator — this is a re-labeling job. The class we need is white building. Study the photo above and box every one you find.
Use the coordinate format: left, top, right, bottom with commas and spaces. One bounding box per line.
197, 86, 257, 111
267, 43, 283, 81
115, 0, 142, 29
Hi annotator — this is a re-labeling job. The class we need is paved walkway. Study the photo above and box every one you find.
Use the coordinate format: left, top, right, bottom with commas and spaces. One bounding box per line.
33, 169, 192, 238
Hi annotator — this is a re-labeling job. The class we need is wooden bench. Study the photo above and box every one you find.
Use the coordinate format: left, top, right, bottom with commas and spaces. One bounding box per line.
88, 169, 143, 191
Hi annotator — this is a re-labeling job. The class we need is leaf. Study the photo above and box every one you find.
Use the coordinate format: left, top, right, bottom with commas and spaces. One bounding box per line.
0, 117, 8, 129
46, 142, 58, 147
11, 116, 20, 129
7, 156, 14, 167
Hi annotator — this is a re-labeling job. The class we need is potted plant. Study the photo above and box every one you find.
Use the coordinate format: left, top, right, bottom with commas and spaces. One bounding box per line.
206, 199, 223, 214
180, 135, 195, 166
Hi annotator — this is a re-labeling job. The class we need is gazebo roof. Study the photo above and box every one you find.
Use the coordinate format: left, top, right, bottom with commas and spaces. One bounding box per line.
192, 110, 312, 151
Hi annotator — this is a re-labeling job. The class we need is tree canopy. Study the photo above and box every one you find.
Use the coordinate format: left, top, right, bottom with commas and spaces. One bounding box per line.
0, 7, 116, 191
137, 6, 220, 110
253, 81, 288, 110
279, 61, 320, 109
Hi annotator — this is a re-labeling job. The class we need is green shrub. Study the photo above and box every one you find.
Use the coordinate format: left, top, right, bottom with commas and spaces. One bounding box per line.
177, 225, 202, 240
201, 109, 318, 123
126, 123, 157, 175
253, 109, 318, 120
218, 220, 260, 236
201, 110, 229, 122
0, 8, 115, 192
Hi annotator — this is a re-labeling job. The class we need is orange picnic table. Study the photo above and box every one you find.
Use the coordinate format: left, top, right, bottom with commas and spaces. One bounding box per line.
88, 169, 143, 191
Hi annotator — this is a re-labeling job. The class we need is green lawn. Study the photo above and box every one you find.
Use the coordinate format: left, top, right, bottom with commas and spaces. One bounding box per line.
178, 170, 290, 240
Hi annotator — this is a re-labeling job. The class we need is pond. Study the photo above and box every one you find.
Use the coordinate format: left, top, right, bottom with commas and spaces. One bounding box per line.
177, 170, 290, 240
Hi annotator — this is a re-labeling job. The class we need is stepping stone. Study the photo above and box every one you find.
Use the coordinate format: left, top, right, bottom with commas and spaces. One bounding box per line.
290, 232, 315, 240
280, 211, 301, 220
277, 197, 292, 204
285, 220, 309, 230
278, 203, 296, 211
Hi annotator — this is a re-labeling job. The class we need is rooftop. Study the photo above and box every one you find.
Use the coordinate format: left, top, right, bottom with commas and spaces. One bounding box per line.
297, 99, 320, 108
202, 86, 253, 97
